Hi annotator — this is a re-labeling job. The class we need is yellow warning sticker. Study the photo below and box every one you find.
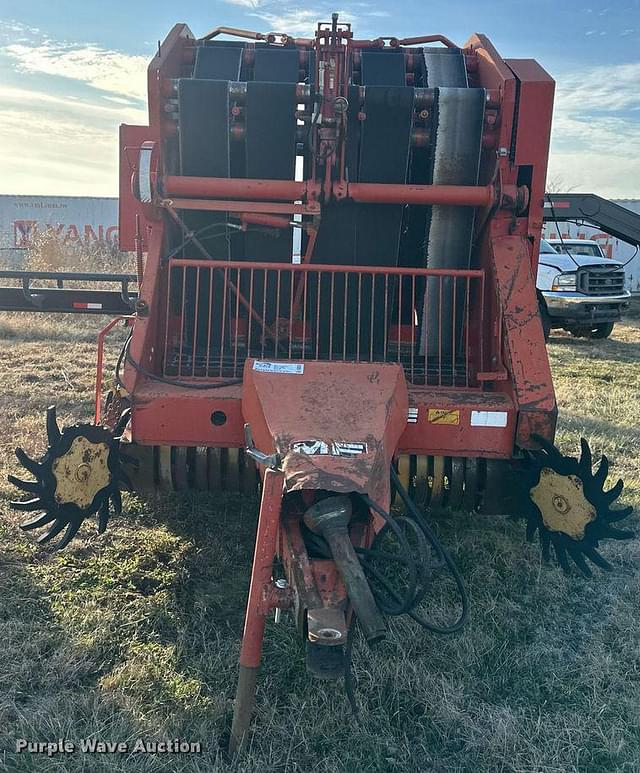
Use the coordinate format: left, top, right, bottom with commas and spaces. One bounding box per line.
428, 409, 460, 425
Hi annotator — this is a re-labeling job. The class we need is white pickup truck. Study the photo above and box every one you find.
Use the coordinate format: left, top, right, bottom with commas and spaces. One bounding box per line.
537, 238, 630, 340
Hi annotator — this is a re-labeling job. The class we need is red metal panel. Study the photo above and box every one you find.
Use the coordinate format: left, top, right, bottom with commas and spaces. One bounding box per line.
130, 382, 243, 447
505, 58, 555, 272
238, 468, 285, 668
122, 221, 168, 397
118, 124, 153, 251
490, 233, 557, 448
147, 24, 194, 136
242, 360, 408, 506
126, 385, 518, 458
400, 389, 515, 457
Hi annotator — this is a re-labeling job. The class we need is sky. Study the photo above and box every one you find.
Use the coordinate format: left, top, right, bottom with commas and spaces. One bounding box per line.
0, 0, 638, 198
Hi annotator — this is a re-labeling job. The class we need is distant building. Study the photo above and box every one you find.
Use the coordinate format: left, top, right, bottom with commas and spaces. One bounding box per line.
543, 199, 640, 293
0, 195, 118, 265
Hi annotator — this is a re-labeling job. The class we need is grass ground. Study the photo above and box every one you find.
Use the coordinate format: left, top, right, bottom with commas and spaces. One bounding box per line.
0, 309, 639, 773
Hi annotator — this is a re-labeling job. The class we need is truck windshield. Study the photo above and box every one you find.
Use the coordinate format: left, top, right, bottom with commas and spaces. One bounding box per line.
554, 242, 604, 257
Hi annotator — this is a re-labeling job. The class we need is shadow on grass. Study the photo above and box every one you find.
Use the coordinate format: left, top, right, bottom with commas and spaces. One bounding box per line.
555, 411, 640, 446
0, 509, 237, 772
549, 334, 640, 362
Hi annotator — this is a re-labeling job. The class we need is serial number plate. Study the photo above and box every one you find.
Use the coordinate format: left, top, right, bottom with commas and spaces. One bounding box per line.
253, 361, 304, 374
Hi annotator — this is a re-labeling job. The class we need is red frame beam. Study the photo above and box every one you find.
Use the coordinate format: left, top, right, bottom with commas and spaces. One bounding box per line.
164, 176, 308, 201
347, 182, 495, 207
229, 468, 284, 753
163, 175, 496, 209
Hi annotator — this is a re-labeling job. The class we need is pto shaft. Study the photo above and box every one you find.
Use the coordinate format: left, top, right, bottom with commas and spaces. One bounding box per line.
304, 496, 386, 645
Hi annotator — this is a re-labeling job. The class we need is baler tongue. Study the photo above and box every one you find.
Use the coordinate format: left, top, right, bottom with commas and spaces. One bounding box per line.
242, 359, 408, 505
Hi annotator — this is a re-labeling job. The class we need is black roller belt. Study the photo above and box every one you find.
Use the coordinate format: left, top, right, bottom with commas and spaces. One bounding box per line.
178, 79, 231, 179
178, 78, 231, 258
423, 48, 468, 88
254, 47, 300, 82
310, 48, 414, 361
194, 45, 243, 80
354, 84, 414, 359
356, 53, 412, 361
360, 50, 407, 86
243, 81, 297, 343
312, 84, 362, 265
395, 47, 468, 333
420, 87, 485, 359
245, 82, 297, 182
307, 51, 316, 86
307, 90, 359, 359
177, 79, 233, 359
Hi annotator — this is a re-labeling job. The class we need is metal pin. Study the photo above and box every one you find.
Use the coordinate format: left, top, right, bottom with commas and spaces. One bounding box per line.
274, 578, 289, 623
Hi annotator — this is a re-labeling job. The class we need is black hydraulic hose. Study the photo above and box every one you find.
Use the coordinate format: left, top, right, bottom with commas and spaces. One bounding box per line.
387, 466, 469, 634
546, 215, 639, 269
357, 468, 469, 635
115, 331, 242, 391
306, 482, 469, 634
545, 195, 582, 270
361, 497, 423, 617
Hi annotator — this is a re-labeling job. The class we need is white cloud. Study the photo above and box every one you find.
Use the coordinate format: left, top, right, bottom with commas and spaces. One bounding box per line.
0, 21, 41, 36
250, 9, 326, 35
0, 108, 120, 195
0, 84, 144, 121
224, 0, 264, 7
556, 63, 640, 112
0, 78, 146, 196
250, 7, 357, 36
548, 63, 640, 197
2, 40, 147, 101
0, 25, 150, 195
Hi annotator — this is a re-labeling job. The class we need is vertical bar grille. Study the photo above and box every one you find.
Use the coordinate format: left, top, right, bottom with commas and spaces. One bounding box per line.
164, 260, 487, 386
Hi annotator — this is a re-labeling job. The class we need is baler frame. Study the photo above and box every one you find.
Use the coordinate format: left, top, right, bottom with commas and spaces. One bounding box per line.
113, 22, 559, 748
24, 16, 637, 758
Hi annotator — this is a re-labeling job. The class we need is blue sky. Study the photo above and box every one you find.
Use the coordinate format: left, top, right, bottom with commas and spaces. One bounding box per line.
1, 0, 638, 196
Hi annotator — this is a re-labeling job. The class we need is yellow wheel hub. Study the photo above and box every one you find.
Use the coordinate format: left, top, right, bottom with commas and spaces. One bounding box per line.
530, 467, 596, 540
52, 435, 112, 509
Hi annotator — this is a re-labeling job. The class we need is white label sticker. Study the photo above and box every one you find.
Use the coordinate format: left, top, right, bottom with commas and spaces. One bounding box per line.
470, 410, 508, 427
291, 440, 368, 457
253, 361, 304, 374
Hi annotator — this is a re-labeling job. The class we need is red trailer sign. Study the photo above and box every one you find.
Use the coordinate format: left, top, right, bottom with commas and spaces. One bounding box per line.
0, 195, 118, 262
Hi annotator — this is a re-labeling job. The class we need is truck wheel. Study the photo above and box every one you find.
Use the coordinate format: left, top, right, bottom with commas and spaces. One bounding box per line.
538, 301, 551, 342
569, 326, 590, 338
589, 322, 614, 339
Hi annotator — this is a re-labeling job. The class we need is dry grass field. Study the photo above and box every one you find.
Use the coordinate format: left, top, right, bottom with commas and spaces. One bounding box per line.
0, 307, 639, 772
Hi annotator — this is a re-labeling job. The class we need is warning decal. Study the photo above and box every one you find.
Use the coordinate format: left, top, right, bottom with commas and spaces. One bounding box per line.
427, 409, 460, 425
